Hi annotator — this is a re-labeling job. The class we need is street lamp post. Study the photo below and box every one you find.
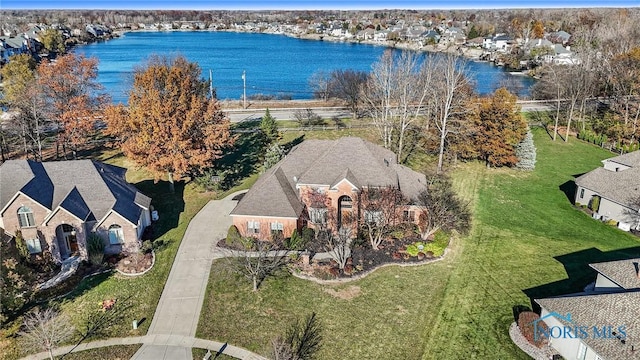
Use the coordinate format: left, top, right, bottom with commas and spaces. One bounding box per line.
242, 70, 247, 109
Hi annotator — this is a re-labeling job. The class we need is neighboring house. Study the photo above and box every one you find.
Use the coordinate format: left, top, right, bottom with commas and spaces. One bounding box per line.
0, 36, 32, 62
547, 30, 572, 45
536, 258, 640, 360
0, 159, 152, 263
230, 137, 427, 239
574, 151, 640, 230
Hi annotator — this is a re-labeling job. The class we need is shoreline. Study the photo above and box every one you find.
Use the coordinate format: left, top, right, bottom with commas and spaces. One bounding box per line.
111, 28, 510, 69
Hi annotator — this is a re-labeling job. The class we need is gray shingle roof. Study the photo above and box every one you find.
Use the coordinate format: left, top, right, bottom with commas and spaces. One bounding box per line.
607, 151, 640, 168
0, 159, 150, 225
590, 259, 640, 290
575, 167, 640, 210
537, 293, 640, 359
231, 167, 304, 218
231, 137, 427, 218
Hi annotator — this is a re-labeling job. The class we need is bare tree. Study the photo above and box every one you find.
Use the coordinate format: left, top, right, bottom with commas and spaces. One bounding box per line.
308, 71, 331, 102
229, 239, 288, 291
327, 69, 368, 118
272, 312, 322, 360
361, 50, 434, 161
322, 227, 352, 270
20, 308, 75, 360
431, 55, 474, 173
416, 175, 471, 240
358, 186, 406, 250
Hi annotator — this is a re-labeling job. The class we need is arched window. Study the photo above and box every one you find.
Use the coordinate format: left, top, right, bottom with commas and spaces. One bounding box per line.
17, 206, 35, 228
108, 224, 124, 245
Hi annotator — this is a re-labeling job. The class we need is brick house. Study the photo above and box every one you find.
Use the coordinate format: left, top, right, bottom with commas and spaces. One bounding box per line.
230, 137, 427, 239
0, 159, 152, 263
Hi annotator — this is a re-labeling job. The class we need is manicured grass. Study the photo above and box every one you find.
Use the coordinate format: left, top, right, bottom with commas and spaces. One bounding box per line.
192, 348, 235, 360
59, 344, 141, 360
197, 127, 640, 359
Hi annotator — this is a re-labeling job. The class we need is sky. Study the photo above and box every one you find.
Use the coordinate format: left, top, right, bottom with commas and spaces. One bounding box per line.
1, 0, 639, 10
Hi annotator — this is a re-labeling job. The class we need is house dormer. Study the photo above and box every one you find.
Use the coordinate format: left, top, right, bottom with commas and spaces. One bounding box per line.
602, 160, 631, 172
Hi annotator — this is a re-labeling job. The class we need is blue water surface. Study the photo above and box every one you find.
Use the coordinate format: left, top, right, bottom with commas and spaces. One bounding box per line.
73, 31, 534, 103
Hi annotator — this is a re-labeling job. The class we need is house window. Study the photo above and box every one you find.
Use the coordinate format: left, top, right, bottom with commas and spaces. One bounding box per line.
577, 342, 587, 360
17, 206, 36, 228
247, 221, 260, 234
309, 207, 328, 224
270, 222, 284, 231
108, 224, 124, 245
364, 210, 383, 225
25, 238, 41, 254
580, 189, 584, 199
403, 210, 415, 222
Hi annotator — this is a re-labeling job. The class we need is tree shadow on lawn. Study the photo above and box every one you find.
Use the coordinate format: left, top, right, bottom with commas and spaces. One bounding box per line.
216, 121, 268, 189
523, 246, 640, 312
134, 179, 185, 240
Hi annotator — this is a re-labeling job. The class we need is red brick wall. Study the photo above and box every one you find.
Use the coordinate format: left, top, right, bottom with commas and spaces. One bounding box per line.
232, 216, 299, 240
95, 211, 140, 255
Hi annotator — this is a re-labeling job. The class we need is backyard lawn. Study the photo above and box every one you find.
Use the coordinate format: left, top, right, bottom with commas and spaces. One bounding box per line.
197, 127, 640, 359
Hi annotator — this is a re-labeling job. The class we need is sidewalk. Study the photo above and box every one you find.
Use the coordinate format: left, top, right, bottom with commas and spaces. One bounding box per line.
20, 334, 266, 360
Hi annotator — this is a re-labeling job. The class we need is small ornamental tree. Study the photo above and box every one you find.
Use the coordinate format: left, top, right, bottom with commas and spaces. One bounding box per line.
359, 186, 406, 250
515, 129, 537, 171
20, 308, 75, 360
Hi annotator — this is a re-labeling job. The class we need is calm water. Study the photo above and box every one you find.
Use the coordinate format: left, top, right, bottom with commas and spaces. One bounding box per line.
74, 31, 534, 103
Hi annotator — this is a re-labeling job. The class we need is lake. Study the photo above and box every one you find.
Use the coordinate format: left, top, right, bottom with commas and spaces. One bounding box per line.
73, 31, 534, 103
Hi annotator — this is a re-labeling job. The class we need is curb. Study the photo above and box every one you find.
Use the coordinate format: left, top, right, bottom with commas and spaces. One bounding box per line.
115, 250, 156, 277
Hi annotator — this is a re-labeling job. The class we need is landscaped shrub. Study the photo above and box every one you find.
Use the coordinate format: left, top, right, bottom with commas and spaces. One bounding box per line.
285, 229, 308, 250
87, 233, 105, 266
301, 227, 315, 243
517, 311, 548, 348
589, 196, 601, 212
226, 225, 242, 246
141, 240, 153, 254
605, 219, 618, 226
14, 230, 30, 261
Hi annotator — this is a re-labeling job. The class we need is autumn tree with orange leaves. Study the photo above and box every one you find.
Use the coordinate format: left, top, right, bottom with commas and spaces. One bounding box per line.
470, 88, 527, 168
37, 53, 108, 159
104, 55, 232, 192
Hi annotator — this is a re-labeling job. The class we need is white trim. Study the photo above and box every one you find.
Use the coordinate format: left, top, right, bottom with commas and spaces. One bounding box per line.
0, 191, 50, 217
93, 209, 137, 230
43, 205, 85, 226
331, 178, 359, 191
230, 214, 298, 220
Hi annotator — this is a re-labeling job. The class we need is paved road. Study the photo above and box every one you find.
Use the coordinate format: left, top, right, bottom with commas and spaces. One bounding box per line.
225, 106, 350, 122
131, 191, 249, 360
224, 102, 552, 123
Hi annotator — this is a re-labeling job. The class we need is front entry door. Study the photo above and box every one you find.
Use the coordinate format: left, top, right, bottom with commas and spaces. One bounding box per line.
61, 224, 78, 257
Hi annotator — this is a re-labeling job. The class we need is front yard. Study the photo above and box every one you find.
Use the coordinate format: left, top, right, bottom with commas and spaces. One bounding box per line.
197, 127, 640, 359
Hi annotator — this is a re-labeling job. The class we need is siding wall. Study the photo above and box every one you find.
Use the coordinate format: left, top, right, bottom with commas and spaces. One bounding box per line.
540, 308, 602, 360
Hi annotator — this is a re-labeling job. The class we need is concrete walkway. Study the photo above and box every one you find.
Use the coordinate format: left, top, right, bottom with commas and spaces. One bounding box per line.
131, 191, 249, 360
20, 334, 266, 360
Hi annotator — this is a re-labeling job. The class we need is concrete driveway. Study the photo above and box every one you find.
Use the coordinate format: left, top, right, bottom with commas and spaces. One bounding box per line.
131, 191, 245, 360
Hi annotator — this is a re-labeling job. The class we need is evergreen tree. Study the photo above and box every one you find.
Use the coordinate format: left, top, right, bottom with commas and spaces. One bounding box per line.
515, 129, 537, 171
263, 143, 286, 171
467, 25, 479, 39
260, 108, 279, 144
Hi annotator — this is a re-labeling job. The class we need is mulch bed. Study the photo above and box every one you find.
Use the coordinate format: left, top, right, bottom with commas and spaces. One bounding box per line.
109, 252, 154, 274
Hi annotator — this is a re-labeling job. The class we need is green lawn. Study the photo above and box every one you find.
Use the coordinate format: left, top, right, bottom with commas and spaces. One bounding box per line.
197, 127, 640, 359
58, 344, 140, 360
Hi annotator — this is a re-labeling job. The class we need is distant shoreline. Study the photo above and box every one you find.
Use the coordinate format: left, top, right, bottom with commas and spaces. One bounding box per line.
111, 28, 495, 65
